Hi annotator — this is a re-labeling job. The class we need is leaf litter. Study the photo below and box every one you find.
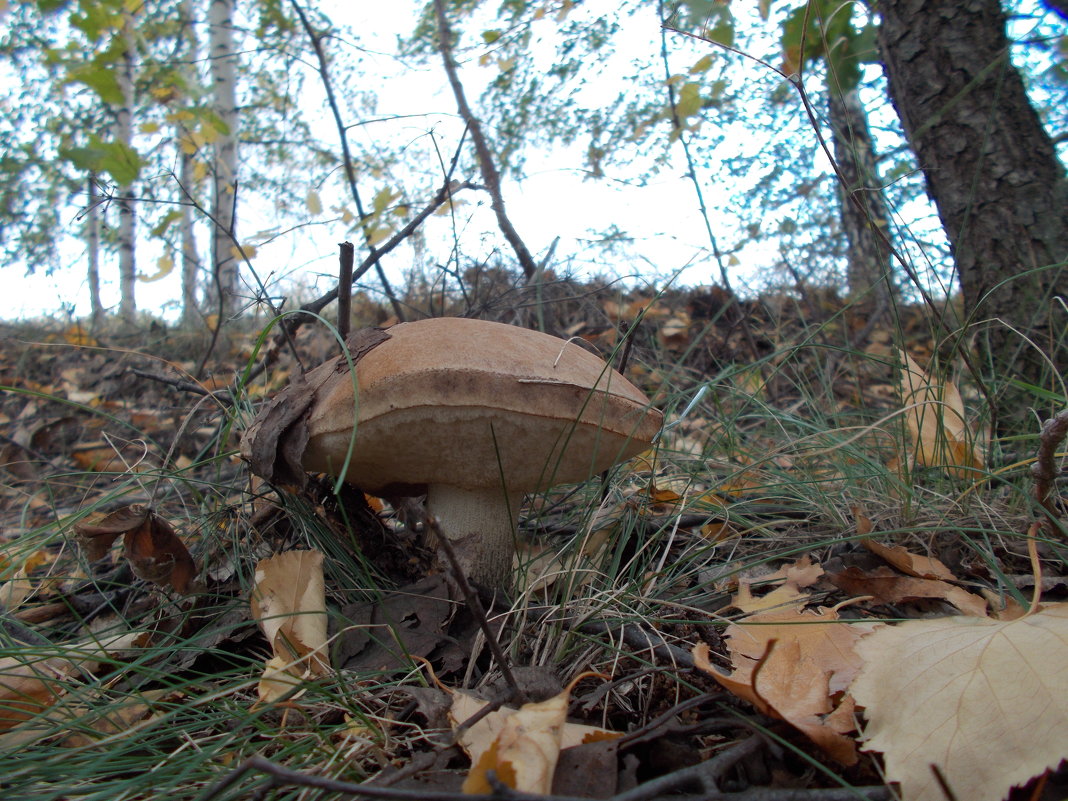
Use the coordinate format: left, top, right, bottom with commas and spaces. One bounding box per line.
0, 309, 1066, 800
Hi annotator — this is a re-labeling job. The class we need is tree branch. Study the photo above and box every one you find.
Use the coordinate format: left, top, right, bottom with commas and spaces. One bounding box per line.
432, 0, 539, 282
289, 0, 404, 320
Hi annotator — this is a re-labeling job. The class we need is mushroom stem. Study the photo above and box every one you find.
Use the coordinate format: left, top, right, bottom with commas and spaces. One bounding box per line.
426, 484, 524, 588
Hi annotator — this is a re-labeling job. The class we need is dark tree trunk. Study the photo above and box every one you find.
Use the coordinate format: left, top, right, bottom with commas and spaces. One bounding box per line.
827, 83, 895, 322
878, 0, 1068, 433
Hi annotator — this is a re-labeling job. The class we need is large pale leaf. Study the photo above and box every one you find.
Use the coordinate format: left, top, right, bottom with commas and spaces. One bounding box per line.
250, 550, 330, 702
851, 603, 1068, 801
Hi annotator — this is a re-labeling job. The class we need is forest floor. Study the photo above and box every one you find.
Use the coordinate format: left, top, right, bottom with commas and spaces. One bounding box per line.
0, 281, 1065, 801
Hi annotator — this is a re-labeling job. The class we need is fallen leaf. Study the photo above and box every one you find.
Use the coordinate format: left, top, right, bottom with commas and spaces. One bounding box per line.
827, 565, 988, 617
0, 632, 145, 733
250, 550, 330, 702
899, 352, 984, 479
851, 603, 1068, 801
452, 674, 620, 795
699, 558, 878, 764
74, 506, 196, 593
862, 539, 956, 581
0, 549, 49, 611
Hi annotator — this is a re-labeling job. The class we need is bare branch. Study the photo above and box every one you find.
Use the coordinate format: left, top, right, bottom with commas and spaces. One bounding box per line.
433, 0, 539, 282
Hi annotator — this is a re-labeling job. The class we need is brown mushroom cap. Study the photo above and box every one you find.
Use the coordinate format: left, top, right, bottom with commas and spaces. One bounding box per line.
302, 317, 662, 497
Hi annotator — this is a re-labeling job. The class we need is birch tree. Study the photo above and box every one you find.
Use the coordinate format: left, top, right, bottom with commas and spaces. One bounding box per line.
114, 9, 139, 324
209, 0, 241, 320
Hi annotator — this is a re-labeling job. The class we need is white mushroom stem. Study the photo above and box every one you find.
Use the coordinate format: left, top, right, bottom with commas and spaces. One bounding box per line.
426, 484, 524, 587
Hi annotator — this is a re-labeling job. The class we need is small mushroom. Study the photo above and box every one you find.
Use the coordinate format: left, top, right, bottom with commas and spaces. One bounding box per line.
252, 317, 662, 588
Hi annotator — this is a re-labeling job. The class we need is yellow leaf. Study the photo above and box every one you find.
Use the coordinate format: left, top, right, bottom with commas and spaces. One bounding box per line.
193, 159, 208, 182
178, 133, 198, 155
199, 121, 219, 145
851, 604, 1068, 801
371, 186, 400, 215
250, 550, 330, 702
689, 54, 714, 74
366, 225, 392, 247
140, 121, 160, 134
230, 244, 256, 261
62, 323, 97, 347
306, 190, 322, 216
139, 255, 174, 283
452, 674, 619, 795
676, 82, 703, 119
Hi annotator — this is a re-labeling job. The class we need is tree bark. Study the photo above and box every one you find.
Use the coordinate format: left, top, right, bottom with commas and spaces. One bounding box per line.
115, 12, 137, 326
827, 83, 894, 320
878, 0, 1068, 432
178, 0, 201, 328
85, 174, 104, 327
210, 0, 240, 320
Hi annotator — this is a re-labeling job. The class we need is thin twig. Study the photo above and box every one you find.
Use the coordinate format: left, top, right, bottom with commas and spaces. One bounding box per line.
338, 241, 354, 342
433, 0, 539, 282
288, 0, 404, 320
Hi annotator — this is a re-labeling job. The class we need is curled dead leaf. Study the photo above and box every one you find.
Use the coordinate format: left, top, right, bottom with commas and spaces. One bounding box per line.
73, 505, 196, 593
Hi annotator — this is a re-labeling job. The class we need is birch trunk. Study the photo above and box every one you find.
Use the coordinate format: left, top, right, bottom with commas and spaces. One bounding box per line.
86, 175, 104, 327
178, 0, 201, 328
115, 12, 137, 325
209, 0, 240, 320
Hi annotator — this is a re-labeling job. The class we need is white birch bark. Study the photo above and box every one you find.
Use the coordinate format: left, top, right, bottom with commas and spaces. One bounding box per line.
209, 0, 240, 319
115, 12, 137, 325
86, 175, 104, 326
178, 0, 201, 328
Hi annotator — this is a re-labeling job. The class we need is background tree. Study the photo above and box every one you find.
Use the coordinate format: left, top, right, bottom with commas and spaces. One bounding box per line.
209, 0, 241, 320
878, 0, 1068, 431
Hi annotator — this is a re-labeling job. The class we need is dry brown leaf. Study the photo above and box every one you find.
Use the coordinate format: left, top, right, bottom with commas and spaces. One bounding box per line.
0, 549, 49, 611
250, 550, 330, 702
699, 559, 878, 764
862, 539, 956, 581
827, 565, 988, 617
730, 554, 823, 616
73, 505, 196, 593
899, 352, 984, 479
851, 603, 1068, 801
452, 676, 620, 795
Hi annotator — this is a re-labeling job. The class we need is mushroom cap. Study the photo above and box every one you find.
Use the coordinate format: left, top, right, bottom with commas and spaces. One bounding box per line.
302, 317, 661, 496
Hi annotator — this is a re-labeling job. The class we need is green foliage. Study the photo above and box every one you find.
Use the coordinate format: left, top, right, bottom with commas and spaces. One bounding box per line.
780, 0, 877, 90
65, 56, 124, 104
60, 135, 144, 185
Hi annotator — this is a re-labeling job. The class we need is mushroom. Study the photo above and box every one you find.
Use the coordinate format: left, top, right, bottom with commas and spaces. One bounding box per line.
251, 317, 662, 588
